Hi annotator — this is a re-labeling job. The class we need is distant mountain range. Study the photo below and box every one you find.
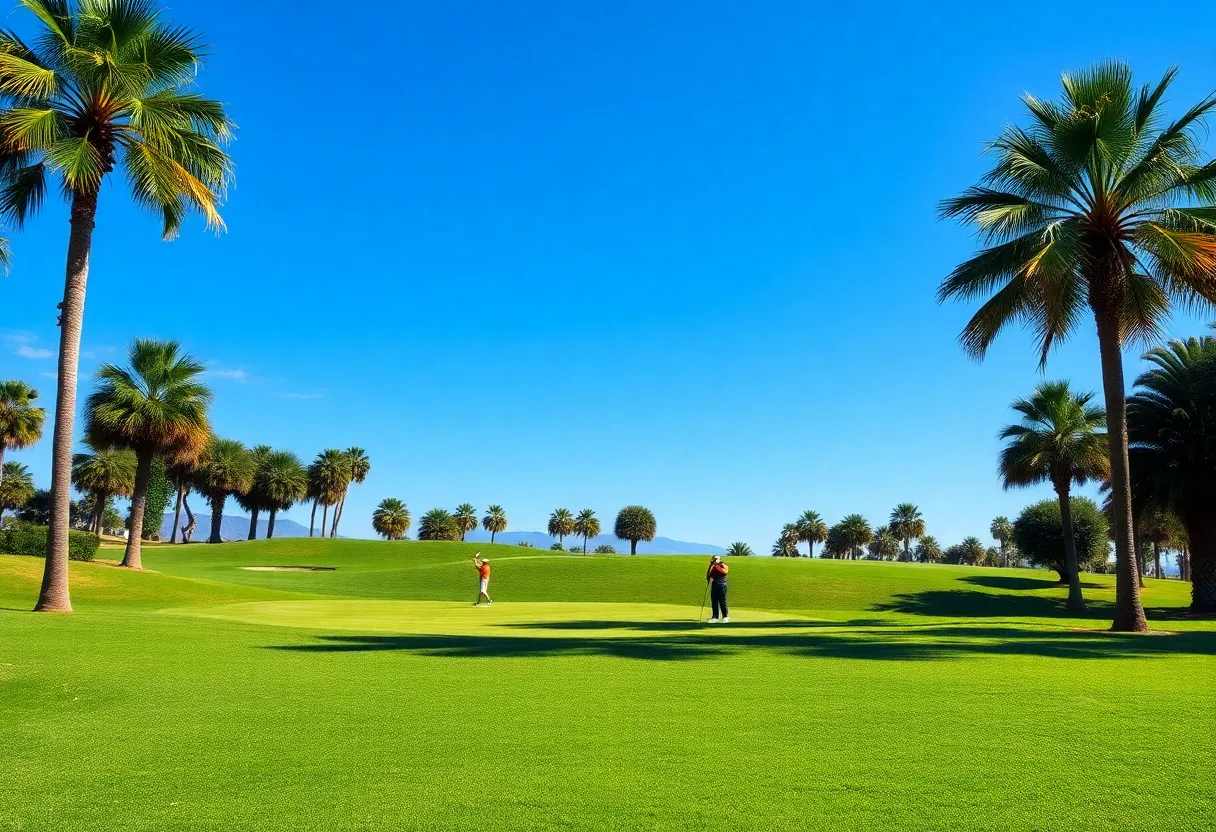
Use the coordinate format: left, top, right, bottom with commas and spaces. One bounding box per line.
461, 529, 725, 555
158, 513, 311, 542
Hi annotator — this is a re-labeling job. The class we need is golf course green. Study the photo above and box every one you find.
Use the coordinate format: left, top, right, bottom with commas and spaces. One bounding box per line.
2, 540, 1213, 831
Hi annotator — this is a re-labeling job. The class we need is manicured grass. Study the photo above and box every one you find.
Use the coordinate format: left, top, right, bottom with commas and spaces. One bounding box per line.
2, 540, 1213, 831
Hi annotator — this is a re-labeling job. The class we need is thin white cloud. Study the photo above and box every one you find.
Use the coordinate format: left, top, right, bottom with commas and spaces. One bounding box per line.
3, 331, 37, 344
16, 344, 54, 359
277, 392, 323, 400
39, 371, 57, 380
206, 367, 250, 382
80, 346, 116, 360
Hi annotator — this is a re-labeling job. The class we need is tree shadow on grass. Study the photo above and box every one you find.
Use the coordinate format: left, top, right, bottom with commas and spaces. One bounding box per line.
268, 624, 1216, 662
495, 618, 881, 632
958, 575, 1106, 591
873, 590, 1115, 620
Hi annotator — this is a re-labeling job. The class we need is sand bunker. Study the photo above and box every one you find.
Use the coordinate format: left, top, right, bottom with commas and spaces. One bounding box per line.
240, 566, 336, 572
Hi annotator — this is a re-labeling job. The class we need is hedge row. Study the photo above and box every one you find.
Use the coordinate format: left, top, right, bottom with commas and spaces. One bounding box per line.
0, 523, 100, 562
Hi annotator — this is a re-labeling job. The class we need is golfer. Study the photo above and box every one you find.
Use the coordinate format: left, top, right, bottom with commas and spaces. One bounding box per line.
706, 555, 729, 623
473, 553, 493, 606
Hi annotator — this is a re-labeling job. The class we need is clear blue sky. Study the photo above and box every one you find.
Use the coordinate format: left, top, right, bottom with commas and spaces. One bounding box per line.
3, 0, 1216, 551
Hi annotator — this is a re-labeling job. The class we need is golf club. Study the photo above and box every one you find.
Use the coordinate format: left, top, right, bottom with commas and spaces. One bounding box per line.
698, 581, 709, 622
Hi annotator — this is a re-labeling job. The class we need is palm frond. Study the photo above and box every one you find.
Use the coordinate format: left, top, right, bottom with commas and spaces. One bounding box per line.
46, 134, 103, 193
0, 162, 46, 227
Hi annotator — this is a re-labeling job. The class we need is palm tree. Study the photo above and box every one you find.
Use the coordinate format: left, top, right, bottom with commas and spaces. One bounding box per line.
869, 526, 900, 561
771, 536, 798, 558
915, 535, 943, 563
70, 445, 136, 533
418, 508, 458, 541
573, 508, 600, 554
797, 510, 827, 557
889, 504, 925, 562
165, 458, 198, 544
83, 340, 211, 568
1127, 337, 1216, 610
308, 449, 349, 540
548, 508, 575, 544
254, 450, 307, 540
234, 446, 273, 540
935, 63, 1216, 632
5, 2, 234, 612
959, 537, 987, 566
331, 447, 369, 538
838, 514, 873, 559
990, 517, 1015, 567
372, 498, 411, 540
0, 461, 35, 521
725, 542, 753, 557
454, 503, 478, 542
778, 523, 801, 557
192, 438, 255, 544
999, 381, 1109, 611
482, 504, 507, 544
0, 380, 45, 487
614, 505, 656, 555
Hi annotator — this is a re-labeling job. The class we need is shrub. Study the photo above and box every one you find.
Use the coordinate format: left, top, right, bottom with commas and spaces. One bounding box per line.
0, 522, 99, 562
549, 542, 564, 551
594, 544, 616, 554
1012, 498, 1110, 582
516, 540, 534, 548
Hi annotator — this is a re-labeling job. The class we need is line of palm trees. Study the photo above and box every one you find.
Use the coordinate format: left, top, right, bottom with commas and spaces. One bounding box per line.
755, 505, 929, 561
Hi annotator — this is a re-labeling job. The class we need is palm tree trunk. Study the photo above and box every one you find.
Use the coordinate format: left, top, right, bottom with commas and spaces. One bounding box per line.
268, 509, 277, 540
248, 506, 259, 541
36, 191, 99, 612
182, 496, 195, 543
309, 500, 317, 537
208, 495, 226, 544
0, 446, 5, 486
1182, 545, 1191, 582
321, 503, 328, 539
121, 451, 154, 570
631, 539, 637, 555
1055, 485, 1085, 612
1093, 305, 1148, 632
332, 491, 346, 538
903, 539, 911, 562
1153, 543, 1162, 580
170, 482, 184, 544
1185, 511, 1215, 612
490, 529, 496, 544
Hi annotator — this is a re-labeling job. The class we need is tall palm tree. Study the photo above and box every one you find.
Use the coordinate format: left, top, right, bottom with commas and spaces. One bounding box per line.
990, 516, 1015, 567
234, 445, 273, 540
771, 536, 798, 558
0, 460, 35, 521
796, 510, 827, 558
454, 503, 478, 542
548, 508, 575, 544
4, 2, 234, 612
482, 504, 507, 544
959, 537, 987, 566
331, 447, 369, 538
999, 381, 1109, 611
725, 542, 753, 557
889, 504, 925, 562
83, 340, 211, 568
192, 438, 255, 544
573, 508, 600, 554
372, 498, 410, 540
869, 526, 900, 561
308, 449, 349, 540
936, 63, 1216, 632
838, 514, 873, 559
165, 458, 198, 544
251, 447, 306, 540
70, 445, 136, 533
0, 380, 45, 487
1127, 337, 1216, 610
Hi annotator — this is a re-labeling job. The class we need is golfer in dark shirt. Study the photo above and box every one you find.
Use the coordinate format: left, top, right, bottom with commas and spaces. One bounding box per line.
706, 556, 729, 623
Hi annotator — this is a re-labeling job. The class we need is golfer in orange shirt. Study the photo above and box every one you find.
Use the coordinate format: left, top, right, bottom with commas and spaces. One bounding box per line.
473, 553, 493, 606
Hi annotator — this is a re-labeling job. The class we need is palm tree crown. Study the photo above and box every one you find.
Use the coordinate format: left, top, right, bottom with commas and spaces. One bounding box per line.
0, 460, 35, 519
725, 542, 753, 557
937, 62, 1216, 631
372, 498, 411, 541
418, 507, 458, 541
192, 437, 254, 544
248, 449, 307, 540
0, 380, 45, 476
839, 514, 873, 559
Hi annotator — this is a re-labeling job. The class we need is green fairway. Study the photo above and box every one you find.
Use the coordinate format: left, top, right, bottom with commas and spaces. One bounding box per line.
2, 540, 1214, 831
